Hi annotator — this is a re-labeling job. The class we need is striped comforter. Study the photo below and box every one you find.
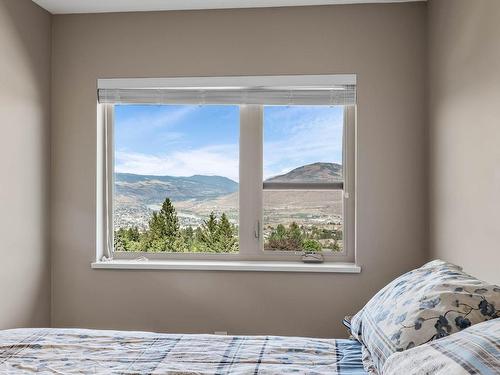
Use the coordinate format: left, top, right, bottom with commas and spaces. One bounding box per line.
0, 328, 367, 374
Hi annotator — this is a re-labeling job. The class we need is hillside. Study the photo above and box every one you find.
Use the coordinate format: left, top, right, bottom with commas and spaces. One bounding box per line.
115, 173, 238, 204
265, 162, 342, 183
114, 162, 344, 229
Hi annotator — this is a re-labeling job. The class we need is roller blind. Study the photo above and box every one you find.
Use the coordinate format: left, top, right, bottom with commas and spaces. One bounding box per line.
97, 75, 357, 106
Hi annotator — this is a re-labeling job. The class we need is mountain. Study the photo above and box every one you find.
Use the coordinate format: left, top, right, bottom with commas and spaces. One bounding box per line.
115, 173, 238, 204
114, 162, 343, 229
176, 162, 344, 222
265, 162, 342, 183
115, 162, 342, 205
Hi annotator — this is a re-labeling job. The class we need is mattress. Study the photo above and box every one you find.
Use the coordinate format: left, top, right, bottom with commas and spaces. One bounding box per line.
0, 328, 367, 374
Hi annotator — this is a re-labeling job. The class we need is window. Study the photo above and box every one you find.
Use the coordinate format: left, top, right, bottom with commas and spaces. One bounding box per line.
113, 104, 240, 253
263, 106, 344, 252
97, 75, 356, 262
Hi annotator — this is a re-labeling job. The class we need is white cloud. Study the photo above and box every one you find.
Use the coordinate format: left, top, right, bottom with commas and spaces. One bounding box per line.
115, 144, 239, 181
263, 111, 343, 179
115, 106, 343, 182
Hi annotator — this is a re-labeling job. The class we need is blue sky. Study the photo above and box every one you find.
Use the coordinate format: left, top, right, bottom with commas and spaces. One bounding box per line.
114, 104, 343, 182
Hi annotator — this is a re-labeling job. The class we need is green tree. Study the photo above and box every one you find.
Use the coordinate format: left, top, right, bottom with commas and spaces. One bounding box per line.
114, 227, 145, 251
265, 222, 304, 251
216, 213, 238, 252
199, 212, 219, 251
275, 224, 287, 239
116, 198, 242, 253
140, 198, 182, 251
184, 226, 194, 240
331, 239, 341, 252
194, 226, 203, 242
266, 224, 286, 250
126, 226, 140, 242
114, 228, 127, 251
159, 198, 179, 237
288, 222, 303, 247
302, 239, 322, 252
148, 212, 166, 239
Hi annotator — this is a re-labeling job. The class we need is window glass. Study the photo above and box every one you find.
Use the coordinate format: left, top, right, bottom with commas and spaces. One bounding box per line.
263, 106, 344, 252
113, 104, 239, 253
263, 190, 343, 252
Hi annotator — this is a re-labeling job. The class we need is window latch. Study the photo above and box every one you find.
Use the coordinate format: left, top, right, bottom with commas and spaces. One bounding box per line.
254, 220, 260, 240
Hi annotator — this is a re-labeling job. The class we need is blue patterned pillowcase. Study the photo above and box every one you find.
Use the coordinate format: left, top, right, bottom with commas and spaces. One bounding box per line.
350, 260, 500, 373
383, 318, 500, 375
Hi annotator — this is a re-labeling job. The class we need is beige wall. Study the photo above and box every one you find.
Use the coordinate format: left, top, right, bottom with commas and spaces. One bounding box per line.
51, 3, 427, 337
0, 0, 51, 328
428, 0, 500, 285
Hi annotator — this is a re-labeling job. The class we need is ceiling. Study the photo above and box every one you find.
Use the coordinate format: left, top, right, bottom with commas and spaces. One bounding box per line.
32, 0, 425, 14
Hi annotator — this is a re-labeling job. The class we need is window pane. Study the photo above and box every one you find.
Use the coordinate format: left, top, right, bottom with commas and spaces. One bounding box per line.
263, 190, 343, 252
263, 106, 344, 183
263, 106, 344, 252
113, 104, 239, 253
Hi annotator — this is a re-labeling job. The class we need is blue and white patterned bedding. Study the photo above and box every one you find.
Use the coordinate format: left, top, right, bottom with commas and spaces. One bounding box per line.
383, 318, 500, 375
0, 328, 368, 374
349, 260, 500, 373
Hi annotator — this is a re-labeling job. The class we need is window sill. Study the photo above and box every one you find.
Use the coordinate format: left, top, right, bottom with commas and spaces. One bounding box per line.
91, 259, 361, 273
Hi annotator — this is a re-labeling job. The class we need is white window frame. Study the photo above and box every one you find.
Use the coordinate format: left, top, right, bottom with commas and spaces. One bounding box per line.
96, 76, 356, 264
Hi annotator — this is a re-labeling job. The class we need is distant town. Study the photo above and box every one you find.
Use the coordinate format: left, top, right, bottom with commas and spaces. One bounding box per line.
114, 162, 344, 252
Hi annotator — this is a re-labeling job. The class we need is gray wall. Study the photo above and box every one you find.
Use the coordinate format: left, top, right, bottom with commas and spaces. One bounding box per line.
428, 0, 500, 285
50, 2, 428, 337
0, 0, 51, 328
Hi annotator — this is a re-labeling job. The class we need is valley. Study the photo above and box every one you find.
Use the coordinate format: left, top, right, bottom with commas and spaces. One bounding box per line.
114, 162, 344, 251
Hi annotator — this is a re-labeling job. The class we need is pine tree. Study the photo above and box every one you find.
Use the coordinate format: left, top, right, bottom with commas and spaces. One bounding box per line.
217, 213, 232, 237
199, 212, 219, 252
216, 213, 238, 252
173, 234, 189, 252
276, 224, 287, 239
266, 224, 287, 250
184, 226, 194, 240
114, 229, 127, 251
287, 222, 303, 250
127, 226, 140, 242
265, 222, 304, 251
195, 226, 203, 242
148, 212, 166, 238
205, 212, 218, 234
159, 198, 179, 237
141, 198, 182, 251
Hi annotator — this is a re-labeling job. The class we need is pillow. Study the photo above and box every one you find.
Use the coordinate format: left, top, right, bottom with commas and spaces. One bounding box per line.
343, 315, 378, 374
349, 259, 500, 373
360, 345, 378, 374
383, 318, 500, 375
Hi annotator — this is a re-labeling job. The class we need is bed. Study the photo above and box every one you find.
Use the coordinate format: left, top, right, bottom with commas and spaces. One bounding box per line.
3, 260, 499, 374
0, 328, 367, 374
